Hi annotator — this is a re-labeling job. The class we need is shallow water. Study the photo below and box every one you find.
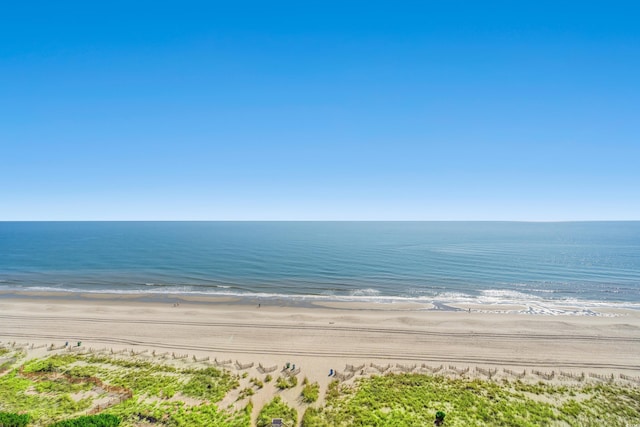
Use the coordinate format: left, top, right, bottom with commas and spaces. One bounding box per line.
1, 221, 639, 311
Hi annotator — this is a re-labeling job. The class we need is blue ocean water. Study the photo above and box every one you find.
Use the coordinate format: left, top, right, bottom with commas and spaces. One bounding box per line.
1, 222, 639, 311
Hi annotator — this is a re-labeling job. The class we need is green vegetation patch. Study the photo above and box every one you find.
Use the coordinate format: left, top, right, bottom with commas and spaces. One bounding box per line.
65, 355, 239, 401
302, 373, 640, 427
5, 353, 640, 427
33, 378, 93, 394
69, 355, 244, 426
275, 375, 297, 390
0, 369, 92, 425
49, 413, 121, 427
0, 353, 246, 426
257, 396, 297, 427
0, 369, 90, 421
104, 399, 250, 427
301, 378, 320, 403
181, 367, 239, 401
0, 411, 31, 427
83, 355, 176, 373
22, 355, 78, 374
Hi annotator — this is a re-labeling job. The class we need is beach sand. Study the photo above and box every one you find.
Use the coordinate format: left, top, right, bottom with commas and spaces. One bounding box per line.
2, 293, 640, 423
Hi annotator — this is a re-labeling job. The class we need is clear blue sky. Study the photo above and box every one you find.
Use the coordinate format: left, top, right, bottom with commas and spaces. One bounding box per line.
1, 1, 638, 220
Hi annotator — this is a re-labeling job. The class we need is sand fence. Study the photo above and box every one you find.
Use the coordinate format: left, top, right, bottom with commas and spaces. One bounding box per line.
503, 368, 526, 379
345, 363, 365, 373
7, 340, 640, 386
476, 367, 499, 379
214, 358, 233, 367
282, 367, 301, 377
370, 363, 391, 373
421, 364, 444, 373
395, 363, 417, 373
334, 371, 355, 381
235, 360, 254, 370
448, 365, 470, 375
258, 363, 278, 374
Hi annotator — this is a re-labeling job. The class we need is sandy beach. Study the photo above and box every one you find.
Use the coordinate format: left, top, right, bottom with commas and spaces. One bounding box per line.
2, 293, 640, 423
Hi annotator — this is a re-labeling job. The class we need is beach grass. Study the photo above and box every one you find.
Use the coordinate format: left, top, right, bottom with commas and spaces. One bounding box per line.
257, 397, 296, 427
1, 351, 639, 426
300, 378, 320, 404
302, 374, 640, 426
0, 352, 248, 426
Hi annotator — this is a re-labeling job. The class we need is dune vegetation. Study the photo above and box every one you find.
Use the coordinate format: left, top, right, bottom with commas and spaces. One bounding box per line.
1, 347, 639, 426
301, 373, 640, 426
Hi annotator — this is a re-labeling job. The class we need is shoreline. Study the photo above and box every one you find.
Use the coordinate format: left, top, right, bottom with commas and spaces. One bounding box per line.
2, 289, 638, 316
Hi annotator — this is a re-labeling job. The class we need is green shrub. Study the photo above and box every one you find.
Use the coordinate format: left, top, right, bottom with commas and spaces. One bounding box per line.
48, 413, 121, 426
257, 397, 297, 427
238, 387, 255, 400
107, 370, 175, 398
82, 356, 170, 372
275, 376, 297, 390
0, 412, 30, 427
301, 381, 320, 403
250, 377, 264, 389
67, 365, 99, 379
181, 369, 239, 401
301, 407, 329, 427
22, 355, 77, 373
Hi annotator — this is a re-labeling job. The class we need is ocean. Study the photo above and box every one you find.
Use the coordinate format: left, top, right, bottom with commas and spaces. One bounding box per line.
1, 221, 639, 313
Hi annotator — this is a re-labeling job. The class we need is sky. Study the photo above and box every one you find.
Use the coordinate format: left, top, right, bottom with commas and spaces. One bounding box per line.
1, 1, 639, 220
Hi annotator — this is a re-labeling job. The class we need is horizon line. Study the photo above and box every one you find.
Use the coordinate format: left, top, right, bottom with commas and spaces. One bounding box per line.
1, 219, 639, 223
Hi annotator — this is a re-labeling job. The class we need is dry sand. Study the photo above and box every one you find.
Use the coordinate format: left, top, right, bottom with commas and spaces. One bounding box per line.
1, 294, 640, 423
